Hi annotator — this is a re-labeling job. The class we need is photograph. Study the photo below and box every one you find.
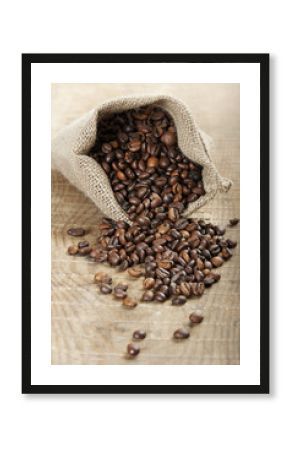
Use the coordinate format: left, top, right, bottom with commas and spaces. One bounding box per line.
22, 54, 269, 393
51, 83, 240, 366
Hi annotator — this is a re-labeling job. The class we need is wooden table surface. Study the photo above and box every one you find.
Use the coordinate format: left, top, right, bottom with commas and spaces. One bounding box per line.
51, 83, 240, 365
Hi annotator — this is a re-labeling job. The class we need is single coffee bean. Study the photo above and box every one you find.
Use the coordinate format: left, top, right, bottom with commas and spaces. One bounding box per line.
133, 330, 146, 340
115, 283, 128, 291
127, 343, 140, 357
67, 245, 79, 255
108, 252, 121, 266
154, 292, 167, 302
147, 156, 159, 168
94, 272, 112, 285
227, 239, 237, 248
101, 143, 112, 153
221, 247, 232, 260
211, 256, 224, 267
204, 275, 216, 287
173, 328, 190, 339
78, 240, 90, 249
100, 284, 113, 294
172, 295, 187, 306
128, 267, 144, 278
141, 290, 154, 302
161, 131, 177, 147
67, 227, 86, 237
122, 297, 138, 308
78, 246, 92, 255
116, 170, 127, 181
168, 207, 179, 222
179, 282, 191, 297
144, 278, 155, 289
189, 313, 204, 324
229, 218, 239, 226
113, 287, 127, 299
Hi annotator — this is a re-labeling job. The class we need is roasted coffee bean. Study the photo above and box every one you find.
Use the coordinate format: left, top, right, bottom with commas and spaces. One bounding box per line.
141, 290, 154, 302
221, 247, 232, 260
122, 297, 138, 308
101, 143, 112, 153
173, 328, 190, 339
108, 252, 121, 266
115, 283, 128, 291
133, 330, 146, 340
67, 245, 79, 255
100, 284, 113, 294
211, 256, 224, 267
154, 292, 167, 302
94, 272, 112, 285
78, 246, 92, 255
113, 286, 127, 299
127, 343, 140, 357
157, 223, 170, 234
227, 239, 238, 248
158, 260, 172, 270
229, 218, 240, 226
118, 260, 129, 271
189, 313, 204, 324
168, 207, 179, 222
172, 295, 187, 306
204, 275, 216, 287
161, 131, 177, 147
144, 278, 155, 289
128, 267, 144, 278
147, 156, 159, 168
67, 227, 86, 237
78, 240, 90, 249
179, 282, 191, 297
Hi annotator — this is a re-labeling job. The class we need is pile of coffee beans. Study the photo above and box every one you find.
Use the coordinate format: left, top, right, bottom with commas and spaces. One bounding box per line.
89, 105, 205, 223
93, 216, 236, 306
66, 105, 238, 358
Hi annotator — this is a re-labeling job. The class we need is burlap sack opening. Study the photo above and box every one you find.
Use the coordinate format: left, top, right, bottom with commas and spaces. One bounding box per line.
52, 94, 232, 223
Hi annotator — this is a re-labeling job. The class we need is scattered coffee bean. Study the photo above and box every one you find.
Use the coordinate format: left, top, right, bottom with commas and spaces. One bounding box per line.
229, 218, 240, 226
115, 283, 128, 291
127, 343, 140, 357
113, 287, 127, 299
67, 227, 86, 237
227, 239, 237, 248
133, 330, 146, 340
94, 272, 112, 285
78, 246, 92, 256
100, 284, 113, 294
122, 297, 138, 308
189, 313, 204, 324
67, 245, 79, 255
173, 328, 190, 339
78, 240, 90, 248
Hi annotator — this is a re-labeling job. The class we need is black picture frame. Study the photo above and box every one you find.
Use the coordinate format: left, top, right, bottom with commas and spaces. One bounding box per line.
22, 53, 269, 394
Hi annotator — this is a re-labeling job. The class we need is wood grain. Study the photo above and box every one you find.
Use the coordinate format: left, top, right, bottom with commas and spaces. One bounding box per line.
51, 83, 240, 365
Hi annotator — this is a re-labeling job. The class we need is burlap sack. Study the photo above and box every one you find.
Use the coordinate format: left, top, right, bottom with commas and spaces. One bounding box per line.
51, 94, 232, 222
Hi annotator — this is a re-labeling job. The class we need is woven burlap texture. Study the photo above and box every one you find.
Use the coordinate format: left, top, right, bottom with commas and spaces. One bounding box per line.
51, 94, 232, 222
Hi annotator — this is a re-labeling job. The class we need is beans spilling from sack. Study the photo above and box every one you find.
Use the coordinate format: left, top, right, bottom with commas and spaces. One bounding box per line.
89, 105, 205, 223
67, 105, 239, 357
